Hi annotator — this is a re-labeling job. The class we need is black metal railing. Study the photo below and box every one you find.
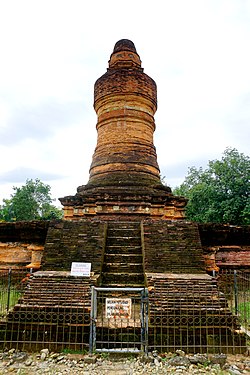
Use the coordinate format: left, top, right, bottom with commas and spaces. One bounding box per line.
0, 268, 249, 354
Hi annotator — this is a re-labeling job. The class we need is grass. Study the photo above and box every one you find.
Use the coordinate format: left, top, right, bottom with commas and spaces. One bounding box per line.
0, 287, 21, 317
238, 301, 250, 327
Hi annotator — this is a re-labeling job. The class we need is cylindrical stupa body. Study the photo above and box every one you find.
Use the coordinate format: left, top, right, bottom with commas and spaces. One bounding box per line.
59, 39, 187, 220
87, 39, 160, 188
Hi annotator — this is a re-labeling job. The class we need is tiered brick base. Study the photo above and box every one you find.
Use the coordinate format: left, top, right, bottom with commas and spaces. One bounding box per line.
3, 271, 95, 350
146, 273, 246, 352
1, 219, 246, 352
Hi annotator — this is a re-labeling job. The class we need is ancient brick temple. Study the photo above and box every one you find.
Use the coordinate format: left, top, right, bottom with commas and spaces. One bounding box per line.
59, 39, 187, 220
1, 40, 247, 353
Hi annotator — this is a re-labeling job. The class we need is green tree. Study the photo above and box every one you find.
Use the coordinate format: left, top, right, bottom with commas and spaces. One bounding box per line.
174, 148, 250, 225
0, 178, 63, 221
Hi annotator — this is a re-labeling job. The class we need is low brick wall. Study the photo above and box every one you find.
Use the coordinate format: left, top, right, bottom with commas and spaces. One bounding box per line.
42, 220, 107, 274
0, 221, 49, 243
199, 224, 250, 270
142, 220, 205, 274
0, 221, 49, 269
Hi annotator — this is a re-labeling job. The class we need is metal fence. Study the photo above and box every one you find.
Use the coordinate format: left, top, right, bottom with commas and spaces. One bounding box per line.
147, 271, 249, 354
0, 269, 27, 319
89, 287, 148, 354
0, 269, 90, 352
0, 268, 249, 354
217, 270, 250, 336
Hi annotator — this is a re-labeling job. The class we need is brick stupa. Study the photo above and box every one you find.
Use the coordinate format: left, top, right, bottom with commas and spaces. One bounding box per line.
2, 40, 245, 354
59, 39, 187, 220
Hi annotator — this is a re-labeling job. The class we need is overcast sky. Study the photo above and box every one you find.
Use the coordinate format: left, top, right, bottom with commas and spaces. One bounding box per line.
0, 0, 249, 206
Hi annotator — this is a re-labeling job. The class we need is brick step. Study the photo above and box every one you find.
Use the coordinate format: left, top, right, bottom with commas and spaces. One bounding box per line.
107, 223, 141, 230
25, 290, 89, 296
106, 233, 140, 238
153, 291, 221, 297
21, 295, 90, 302
105, 246, 142, 254
149, 293, 226, 304
15, 304, 90, 309
27, 283, 89, 293
104, 254, 143, 263
106, 241, 141, 247
150, 302, 229, 309
27, 281, 90, 288
28, 281, 91, 286
153, 289, 220, 293
150, 290, 222, 296
150, 313, 232, 319
152, 283, 220, 289
150, 292, 226, 304
106, 233, 141, 238
149, 300, 227, 307
103, 263, 143, 273
101, 283, 145, 288
22, 291, 90, 297
107, 232, 141, 241
27, 282, 90, 286
153, 280, 217, 285
24, 295, 90, 301
150, 297, 224, 303
23, 297, 90, 303
21, 299, 90, 305
13, 304, 90, 311
25, 290, 90, 296
25, 278, 91, 284
102, 272, 145, 286
17, 275, 92, 311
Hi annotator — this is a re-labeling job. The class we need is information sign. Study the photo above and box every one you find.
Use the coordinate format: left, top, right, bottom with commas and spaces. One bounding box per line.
70, 262, 91, 277
106, 298, 131, 319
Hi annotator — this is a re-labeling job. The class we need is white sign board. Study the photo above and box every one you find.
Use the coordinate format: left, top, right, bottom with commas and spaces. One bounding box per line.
106, 298, 131, 319
70, 262, 91, 277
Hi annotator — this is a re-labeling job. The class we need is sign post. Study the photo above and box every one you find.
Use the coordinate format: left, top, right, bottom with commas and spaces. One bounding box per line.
70, 262, 91, 277
105, 298, 132, 319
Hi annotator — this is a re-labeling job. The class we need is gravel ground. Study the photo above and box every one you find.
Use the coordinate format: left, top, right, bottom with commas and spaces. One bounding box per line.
0, 348, 250, 374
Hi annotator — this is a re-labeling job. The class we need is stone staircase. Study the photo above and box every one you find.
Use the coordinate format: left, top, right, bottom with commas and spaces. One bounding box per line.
101, 222, 145, 287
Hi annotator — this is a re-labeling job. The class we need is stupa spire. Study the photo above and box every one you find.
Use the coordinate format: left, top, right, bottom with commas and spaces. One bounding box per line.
59, 40, 187, 220
87, 38, 160, 189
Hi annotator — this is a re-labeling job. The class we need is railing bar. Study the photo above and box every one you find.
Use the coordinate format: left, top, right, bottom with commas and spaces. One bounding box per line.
94, 287, 145, 292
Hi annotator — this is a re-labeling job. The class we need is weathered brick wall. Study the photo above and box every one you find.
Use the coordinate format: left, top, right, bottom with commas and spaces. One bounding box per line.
0, 243, 32, 267
143, 220, 205, 273
0, 221, 49, 243
198, 224, 250, 246
215, 247, 250, 268
198, 224, 250, 270
42, 220, 107, 273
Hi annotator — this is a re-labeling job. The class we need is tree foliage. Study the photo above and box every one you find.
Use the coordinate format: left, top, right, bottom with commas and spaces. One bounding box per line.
0, 178, 63, 221
173, 148, 250, 225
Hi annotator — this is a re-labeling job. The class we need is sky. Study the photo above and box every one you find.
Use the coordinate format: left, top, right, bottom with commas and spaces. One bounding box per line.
0, 0, 249, 207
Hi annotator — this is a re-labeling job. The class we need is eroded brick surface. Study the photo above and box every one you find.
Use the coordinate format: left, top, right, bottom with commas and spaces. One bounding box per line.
59, 39, 187, 220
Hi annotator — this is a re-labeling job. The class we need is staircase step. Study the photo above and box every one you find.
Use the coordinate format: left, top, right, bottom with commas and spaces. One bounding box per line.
102, 272, 144, 286
107, 222, 141, 230
101, 222, 144, 287
104, 254, 143, 262
105, 246, 142, 254
106, 237, 141, 246
103, 263, 143, 272
101, 283, 144, 288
